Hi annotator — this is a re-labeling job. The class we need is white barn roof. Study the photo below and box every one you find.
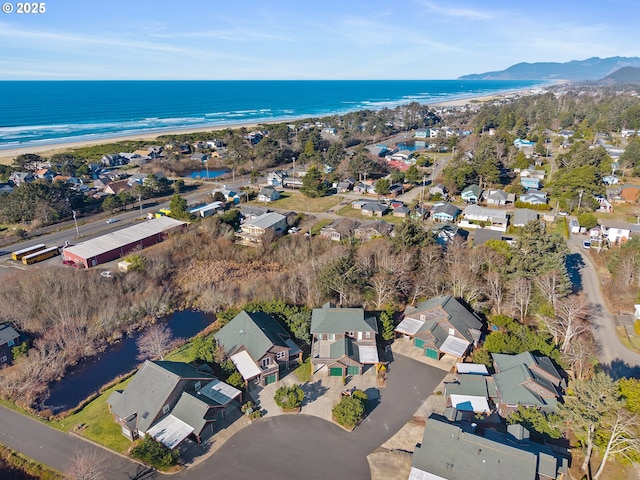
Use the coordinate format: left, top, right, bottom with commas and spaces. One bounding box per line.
357, 345, 379, 364
449, 394, 491, 413
440, 336, 470, 358
63, 217, 185, 260
198, 379, 241, 406
394, 317, 424, 336
456, 363, 489, 375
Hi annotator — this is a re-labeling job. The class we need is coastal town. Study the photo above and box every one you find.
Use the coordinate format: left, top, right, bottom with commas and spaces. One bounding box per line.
1, 79, 640, 480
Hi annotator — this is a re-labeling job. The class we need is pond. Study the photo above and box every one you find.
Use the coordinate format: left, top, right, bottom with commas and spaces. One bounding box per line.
189, 169, 227, 179
44, 310, 215, 412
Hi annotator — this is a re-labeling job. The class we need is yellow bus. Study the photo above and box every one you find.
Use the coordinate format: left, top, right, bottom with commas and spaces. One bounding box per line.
22, 246, 60, 265
11, 243, 47, 261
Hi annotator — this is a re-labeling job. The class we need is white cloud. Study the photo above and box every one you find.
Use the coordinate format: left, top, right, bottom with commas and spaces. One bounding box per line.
416, 0, 492, 20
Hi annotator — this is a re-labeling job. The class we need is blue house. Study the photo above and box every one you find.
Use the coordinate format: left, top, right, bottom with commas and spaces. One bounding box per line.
520, 177, 540, 190
430, 202, 461, 223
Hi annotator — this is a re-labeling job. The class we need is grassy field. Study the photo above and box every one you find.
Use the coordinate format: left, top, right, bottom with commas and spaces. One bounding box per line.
293, 358, 312, 383
254, 192, 342, 212
51, 377, 134, 453
335, 204, 407, 224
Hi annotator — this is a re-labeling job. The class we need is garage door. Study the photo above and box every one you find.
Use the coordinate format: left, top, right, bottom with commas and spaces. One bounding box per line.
265, 373, 277, 385
329, 367, 343, 376
347, 365, 360, 376
414, 338, 425, 348
425, 348, 439, 359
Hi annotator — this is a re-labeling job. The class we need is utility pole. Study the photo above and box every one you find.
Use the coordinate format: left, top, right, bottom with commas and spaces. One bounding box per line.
138, 194, 143, 217
204, 159, 209, 180
578, 190, 584, 210
72, 210, 80, 238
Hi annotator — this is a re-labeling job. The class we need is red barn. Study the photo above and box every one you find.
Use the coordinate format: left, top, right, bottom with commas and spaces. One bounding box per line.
62, 216, 186, 268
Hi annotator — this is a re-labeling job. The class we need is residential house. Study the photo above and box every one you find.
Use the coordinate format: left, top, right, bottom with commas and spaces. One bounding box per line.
335, 179, 354, 192
320, 218, 360, 242
621, 129, 637, 138
601, 221, 631, 245
409, 414, 568, 480
519, 190, 547, 205
34, 168, 57, 181
412, 205, 430, 220
520, 177, 541, 190
107, 360, 241, 448
257, 187, 281, 203
482, 189, 514, 206
432, 224, 469, 247
473, 229, 509, 246
103, 180, 132, 195
602, 175, 620, 186
101, 153, 129, 167
267, 171, 287, 187
354, 220, 393, 242
431, 202, 461, 223
127, 173, 149, 187
492, 352, 563, 417
514, 138, 535, 149
459, 205, 509, 232
352, 200, 369, 210
9, 172, 35, 186
444, 373, 495, 416
213, 185, 241, 204
207, 139, 224, 149
429, 183, 447, 198
569, 218, 581, 234
361, 203, 388, 217
394, 295, 482, 361
512, 209, 539, 227
239, 206, 269, 222
282, 176, 304, 189
214, 311, 301, 386
460, 184, 482, 204
414, 129, 432, 138
0, 323, 21, 365
310, 303, 378, 377
235, 211, 288, 246
520, 167, 546, 180
190, 153, 210, 162
558, 129, 574, 140
393, 205, 411, 218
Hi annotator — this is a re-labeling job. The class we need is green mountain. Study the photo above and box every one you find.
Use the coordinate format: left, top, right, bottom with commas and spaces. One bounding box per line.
598, 66, 640, 85
460, 56, 640, 81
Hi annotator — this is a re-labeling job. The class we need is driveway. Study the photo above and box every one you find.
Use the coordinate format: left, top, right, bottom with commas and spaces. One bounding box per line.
567, 232, 640, 377
179, 354, 445, 480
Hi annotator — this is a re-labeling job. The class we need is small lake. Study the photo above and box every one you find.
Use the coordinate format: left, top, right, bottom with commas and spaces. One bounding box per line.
395, 140, 428, 151
44, 310, 215, 412
189, 169, 227, 179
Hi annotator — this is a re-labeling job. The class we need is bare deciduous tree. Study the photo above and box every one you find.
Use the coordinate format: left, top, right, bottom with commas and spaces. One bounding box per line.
65, 449, 108, 480
556, 295, 591, 352
486, 271, 505, 315
593, 410, 640, 479
136, 323, 173, 361
507, 276, 532, 322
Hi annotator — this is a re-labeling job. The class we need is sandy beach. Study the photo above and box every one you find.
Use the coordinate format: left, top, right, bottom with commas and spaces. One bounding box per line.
0, 89, 534, 165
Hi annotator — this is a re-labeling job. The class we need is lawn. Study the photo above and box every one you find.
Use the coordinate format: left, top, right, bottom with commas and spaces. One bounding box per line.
310, 219, 332, 235
165, 341, 196, 363
52, 377, 134, 453
257, 192, 342, 212
293, 358, 311, 383
334, 205, 407, 224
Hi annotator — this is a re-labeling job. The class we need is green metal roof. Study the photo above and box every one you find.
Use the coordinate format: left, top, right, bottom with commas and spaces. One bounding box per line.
214, 310, 292, 361
171, 391, 212, 434
310, 303, 378, 334
406, 295, 482, 342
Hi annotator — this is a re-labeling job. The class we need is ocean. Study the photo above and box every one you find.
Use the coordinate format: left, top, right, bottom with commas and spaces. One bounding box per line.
0, 80, 542, 150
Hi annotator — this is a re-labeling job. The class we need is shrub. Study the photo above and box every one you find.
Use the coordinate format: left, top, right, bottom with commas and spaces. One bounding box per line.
226, 371, 244, 389
130, 436, 179, 470
241, 401, 263, 420
332, 395, 366, 429
274, 384, 305, 410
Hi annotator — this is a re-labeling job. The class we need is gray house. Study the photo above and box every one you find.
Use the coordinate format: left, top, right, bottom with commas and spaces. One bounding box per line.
409, 414, 568, 480
214, 311, 301, 386
395, 295, 482, 361
257, 186, 281, 203
107, 361, 241, 448
0, 323, 21, 365
431, 201, 461, 223
320, 218, 360, 242
310, 303, 379, 377
235, 211, 288, 246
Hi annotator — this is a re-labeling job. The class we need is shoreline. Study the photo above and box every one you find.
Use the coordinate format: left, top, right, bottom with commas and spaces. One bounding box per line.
0, 88, 540, 165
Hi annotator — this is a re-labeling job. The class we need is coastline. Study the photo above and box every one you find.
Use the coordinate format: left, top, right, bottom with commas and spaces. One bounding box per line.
0, 88, 536, 165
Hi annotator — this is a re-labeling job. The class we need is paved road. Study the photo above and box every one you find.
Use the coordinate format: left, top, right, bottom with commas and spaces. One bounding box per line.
567, 231, 640, 378
180, 354, 445, 480
0, 405, 152, 479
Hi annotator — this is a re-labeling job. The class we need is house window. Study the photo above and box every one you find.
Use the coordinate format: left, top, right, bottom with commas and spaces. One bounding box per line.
195, 381, 202, 391
420, 314, 426, 321
448, 328, 455, 336
347, 331, 354, 337
7, 339, 14, 347
162, 404, 170, 415
277, 351, 286, 360
261, 357, 271, 367
365, 331, 371, 339
328, 333, 335, 341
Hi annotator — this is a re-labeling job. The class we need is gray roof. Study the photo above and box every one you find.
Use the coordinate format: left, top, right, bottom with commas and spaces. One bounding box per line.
215, 310, 292, 361
107, 360, 213, 434
431, 201, 460, 218
245, 211, 286, 229
0, 323, 20, 346
411, 416, 539, 480
170, 391, 212, 433
258, 187, 278, 196
63, 217, 186, 261
311, 303, 378, 334
461, 184, 482, 197
445, 374, 496, 398
473, 229, 504, 246
493, 352, 562, 384
405, 295, 482, 343
512, 209, 539, 227
361, 203, 387, 212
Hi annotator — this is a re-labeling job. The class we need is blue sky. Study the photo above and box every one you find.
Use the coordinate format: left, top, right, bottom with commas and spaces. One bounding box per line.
1, 0, 638, 80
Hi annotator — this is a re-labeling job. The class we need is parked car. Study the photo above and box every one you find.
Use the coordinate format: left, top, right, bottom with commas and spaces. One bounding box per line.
583, 241, 591, 250
106, 218, 118, 224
